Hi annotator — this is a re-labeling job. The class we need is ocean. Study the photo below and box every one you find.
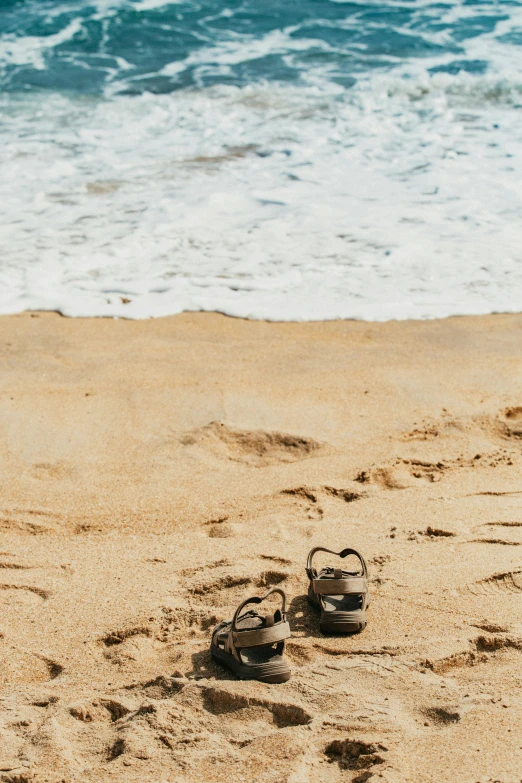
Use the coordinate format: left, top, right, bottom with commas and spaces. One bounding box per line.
1, 0, 522, 320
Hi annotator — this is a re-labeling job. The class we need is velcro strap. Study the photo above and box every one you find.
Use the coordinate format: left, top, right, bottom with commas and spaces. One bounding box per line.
232, 621, 291, 649
313, 577, 367, 595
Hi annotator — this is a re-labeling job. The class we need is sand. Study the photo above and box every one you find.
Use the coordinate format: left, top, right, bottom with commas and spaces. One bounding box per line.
0, 310, 521, 783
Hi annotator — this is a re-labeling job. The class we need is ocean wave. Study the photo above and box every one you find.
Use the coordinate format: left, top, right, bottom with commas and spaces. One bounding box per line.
1, 0, 522, 321
1, 75, 522, 320
1, 0, 522, 95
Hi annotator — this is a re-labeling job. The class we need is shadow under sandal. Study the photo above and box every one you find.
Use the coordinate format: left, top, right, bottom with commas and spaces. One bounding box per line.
210, 587, 291, 683
306, 546, 369, 634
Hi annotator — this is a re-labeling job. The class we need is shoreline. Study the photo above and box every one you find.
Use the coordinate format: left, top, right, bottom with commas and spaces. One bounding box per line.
5, 306, 522, 324
1, 310, 521, 782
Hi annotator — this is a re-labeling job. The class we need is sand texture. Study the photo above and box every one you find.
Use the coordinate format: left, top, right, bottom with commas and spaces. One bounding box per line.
0, 311, 522, 783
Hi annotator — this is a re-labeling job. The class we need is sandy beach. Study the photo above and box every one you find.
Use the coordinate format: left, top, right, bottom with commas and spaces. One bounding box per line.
0, 310, 521, 783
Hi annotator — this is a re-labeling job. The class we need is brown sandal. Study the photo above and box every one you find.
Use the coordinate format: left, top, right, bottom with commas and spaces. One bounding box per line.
210, 588, 291, 683
306, 546, 369, 634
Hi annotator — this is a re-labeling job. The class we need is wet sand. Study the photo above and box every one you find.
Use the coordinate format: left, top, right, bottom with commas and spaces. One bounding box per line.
0, 311, 521, 783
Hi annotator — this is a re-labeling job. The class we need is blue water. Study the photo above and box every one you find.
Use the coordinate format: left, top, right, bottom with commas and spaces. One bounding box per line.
1, 0, 522, 320
0, 0, 516, 95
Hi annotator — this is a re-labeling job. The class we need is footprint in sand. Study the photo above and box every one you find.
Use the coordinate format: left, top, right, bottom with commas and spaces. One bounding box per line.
185, 568, 288, 605
279, 486, 325, 520
203, 517, 242, 539
469, 569, 522, 596
0, 648, 62, 685
423, 648, 487, 675
204, 488, 323, 539
280, 484, 363, 516
357, 459, 448, 489
362, 407, 522, 491
187, 574, 251, 597
101, 628, 184, 675
102, 625, 152, 647
314, 644, 406, 677
202, 483, 364, 540
99, 604, 221, 675
92, 682, 312, 769
423, 635, 522, 675
200, 480, 366, 543
357, 449, 517, 491
199, 683, 312, 728
399, 408, 522, 460
180, 421, 323, 467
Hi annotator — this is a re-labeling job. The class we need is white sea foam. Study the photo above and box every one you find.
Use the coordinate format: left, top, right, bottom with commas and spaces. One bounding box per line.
0, 19, 84, 70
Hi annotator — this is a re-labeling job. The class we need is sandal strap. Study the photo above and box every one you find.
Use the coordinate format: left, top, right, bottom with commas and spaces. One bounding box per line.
221, 587, 289, 662
232, 587, 287, 631
312, 576, 367, 595
233, 621, 291, 649
306, 546, 368, 580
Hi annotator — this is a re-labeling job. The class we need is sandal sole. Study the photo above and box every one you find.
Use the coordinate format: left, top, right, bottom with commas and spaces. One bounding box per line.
211, 647, 291, 683
308, 595, 367, 635
320, 620, 366, 635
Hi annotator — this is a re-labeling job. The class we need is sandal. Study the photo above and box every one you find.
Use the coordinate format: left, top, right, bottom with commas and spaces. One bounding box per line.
306, 546, 369, 634
210, 587, 291, 683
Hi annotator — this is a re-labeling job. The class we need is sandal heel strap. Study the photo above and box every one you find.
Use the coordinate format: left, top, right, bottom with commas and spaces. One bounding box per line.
232, 621, 291, 649
306, 546, 369, 581
313, 576, 367, 595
